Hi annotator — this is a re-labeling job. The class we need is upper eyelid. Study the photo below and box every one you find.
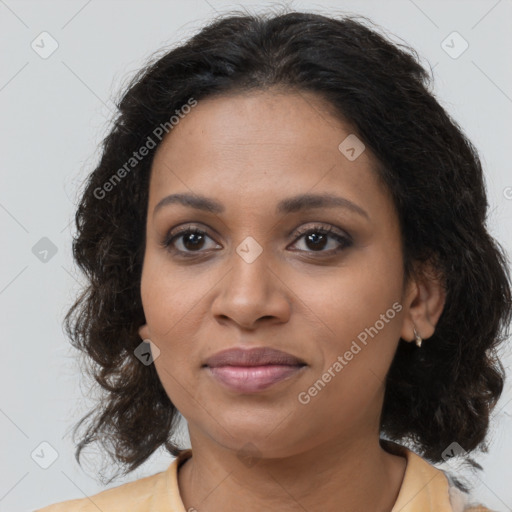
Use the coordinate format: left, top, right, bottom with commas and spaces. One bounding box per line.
166, 222, 348, 236
293, 224, 350, 239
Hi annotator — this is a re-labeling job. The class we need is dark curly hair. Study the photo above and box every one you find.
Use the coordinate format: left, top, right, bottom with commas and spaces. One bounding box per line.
64, 8, 512, 487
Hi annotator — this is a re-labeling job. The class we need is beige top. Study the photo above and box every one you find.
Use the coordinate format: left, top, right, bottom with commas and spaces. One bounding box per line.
35, 443, 492, 511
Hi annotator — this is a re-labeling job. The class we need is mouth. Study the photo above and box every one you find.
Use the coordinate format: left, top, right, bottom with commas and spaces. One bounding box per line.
203, 347, 307, 393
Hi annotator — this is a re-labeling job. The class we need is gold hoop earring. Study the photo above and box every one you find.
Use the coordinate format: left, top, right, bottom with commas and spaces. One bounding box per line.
413, 327, 422, 348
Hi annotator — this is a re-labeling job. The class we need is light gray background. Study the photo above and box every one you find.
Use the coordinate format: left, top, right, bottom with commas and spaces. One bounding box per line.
1, 1, 511, 511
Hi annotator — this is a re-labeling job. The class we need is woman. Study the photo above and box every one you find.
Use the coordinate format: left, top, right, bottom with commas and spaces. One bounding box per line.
36, 9, 511, 512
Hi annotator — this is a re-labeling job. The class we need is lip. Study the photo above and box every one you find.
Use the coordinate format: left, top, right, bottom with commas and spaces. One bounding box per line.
203, 347, 307, 393
207, 365, 305, 393
204, 347, 306, 367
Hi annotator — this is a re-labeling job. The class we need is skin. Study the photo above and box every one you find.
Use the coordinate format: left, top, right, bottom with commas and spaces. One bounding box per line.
138, 89, 446, 512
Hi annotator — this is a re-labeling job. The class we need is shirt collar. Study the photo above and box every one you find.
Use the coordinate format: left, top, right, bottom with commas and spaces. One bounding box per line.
382, 440, 457, 512
168, 443, 459, 512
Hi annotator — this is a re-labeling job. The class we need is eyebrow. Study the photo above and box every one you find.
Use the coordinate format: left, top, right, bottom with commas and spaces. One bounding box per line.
153, 192, 369, 220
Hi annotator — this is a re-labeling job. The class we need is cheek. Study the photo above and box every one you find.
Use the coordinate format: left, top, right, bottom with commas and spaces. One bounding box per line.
140, 252, 205, 337
294, 245, 404, 389
300, 253, 403, 339
140, 254, 220, 403
140, 261, 193, 385
295, 272, 403, 430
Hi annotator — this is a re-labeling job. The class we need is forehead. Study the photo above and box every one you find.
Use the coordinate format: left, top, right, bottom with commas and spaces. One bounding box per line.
153, 89, 355, 163
148, 89, 391, 218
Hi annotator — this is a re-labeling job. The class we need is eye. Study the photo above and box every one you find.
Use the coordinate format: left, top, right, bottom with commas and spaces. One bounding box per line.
289, 224, 352, 255
162, 226, 220, 256
161, 223, 352, 257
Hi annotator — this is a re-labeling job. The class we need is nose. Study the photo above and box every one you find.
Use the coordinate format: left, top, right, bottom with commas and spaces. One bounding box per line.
210, 246, 292, 330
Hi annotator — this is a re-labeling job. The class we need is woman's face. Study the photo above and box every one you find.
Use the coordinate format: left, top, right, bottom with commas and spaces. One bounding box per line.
139, 90, 417, 457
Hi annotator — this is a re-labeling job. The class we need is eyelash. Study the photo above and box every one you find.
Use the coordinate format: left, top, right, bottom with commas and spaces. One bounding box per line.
161, 223, 353, 258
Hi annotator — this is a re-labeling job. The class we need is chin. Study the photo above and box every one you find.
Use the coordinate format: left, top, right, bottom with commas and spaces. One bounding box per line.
203, 418, 304, 457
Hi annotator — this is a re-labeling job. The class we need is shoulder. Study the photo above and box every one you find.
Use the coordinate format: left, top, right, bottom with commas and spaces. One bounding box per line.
34, 464, 172, 511
34, 450, 193, 512
382, 440, 494, 512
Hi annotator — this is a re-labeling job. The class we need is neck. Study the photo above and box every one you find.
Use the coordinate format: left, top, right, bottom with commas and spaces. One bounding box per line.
178, 434, 407, 512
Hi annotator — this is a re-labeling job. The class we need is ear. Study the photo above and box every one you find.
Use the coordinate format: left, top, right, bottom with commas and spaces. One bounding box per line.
138, 323, 151, 341
400, 260, 446, 343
